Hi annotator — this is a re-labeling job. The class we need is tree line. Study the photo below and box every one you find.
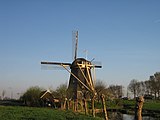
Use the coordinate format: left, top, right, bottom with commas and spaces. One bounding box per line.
20, 80, 123, 107
128, 72, 160, 99
19, 72, 160, 107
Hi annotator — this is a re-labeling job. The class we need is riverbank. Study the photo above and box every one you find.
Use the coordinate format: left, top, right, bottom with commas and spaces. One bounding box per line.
90, 99, 160, 119
111, 99, 160, 118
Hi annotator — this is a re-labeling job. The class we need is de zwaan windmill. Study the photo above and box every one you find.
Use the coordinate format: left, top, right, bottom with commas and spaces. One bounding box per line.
41, 31, 102, 111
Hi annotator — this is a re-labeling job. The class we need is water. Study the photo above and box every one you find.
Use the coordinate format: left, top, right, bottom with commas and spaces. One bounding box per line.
123, 114, 156, 120
104, 112, 159, 120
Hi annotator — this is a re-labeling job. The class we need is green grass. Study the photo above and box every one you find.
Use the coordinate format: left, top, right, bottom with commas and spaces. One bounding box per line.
143, 101, 160, 111
123, 99, 160, 111
94, 99, 160, 111
123, 100, 135, 109
0, 100, 159, 120
94, 99, 124, 109
0, 106, 102, 120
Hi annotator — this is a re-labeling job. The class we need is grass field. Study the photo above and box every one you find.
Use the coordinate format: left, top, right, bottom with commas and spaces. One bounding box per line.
122, 99, 160, 111
143, 100, 160, 111
0, 100, 160, 119
0, 106, 102, 120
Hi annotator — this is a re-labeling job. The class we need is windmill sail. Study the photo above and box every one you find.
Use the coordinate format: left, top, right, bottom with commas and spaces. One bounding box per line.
72, 31, 78, 60
41, 61, 71, 66
41, 61, 71, 70
92, 61, 102, 68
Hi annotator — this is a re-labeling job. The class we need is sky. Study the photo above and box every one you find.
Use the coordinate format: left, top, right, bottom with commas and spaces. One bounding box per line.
0, 0, 160, 99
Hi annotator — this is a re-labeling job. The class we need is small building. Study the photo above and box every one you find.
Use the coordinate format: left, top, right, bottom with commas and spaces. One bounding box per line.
40, 90, 60, 108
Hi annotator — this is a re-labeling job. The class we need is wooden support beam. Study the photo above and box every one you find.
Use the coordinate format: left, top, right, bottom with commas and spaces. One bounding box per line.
83, 98, 88, 115
91, 95, 96, 117
61, 64, 92, 92
101, 94, 108, 120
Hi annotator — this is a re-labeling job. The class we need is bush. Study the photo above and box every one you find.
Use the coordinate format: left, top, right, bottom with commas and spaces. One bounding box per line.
21, 86, 43, 107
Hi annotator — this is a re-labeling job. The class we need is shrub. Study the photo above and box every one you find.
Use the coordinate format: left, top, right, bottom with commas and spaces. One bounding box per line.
21, 86, 43, 107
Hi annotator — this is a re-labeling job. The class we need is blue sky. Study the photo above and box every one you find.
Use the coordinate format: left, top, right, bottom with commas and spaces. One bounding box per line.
0, 0, 160, 98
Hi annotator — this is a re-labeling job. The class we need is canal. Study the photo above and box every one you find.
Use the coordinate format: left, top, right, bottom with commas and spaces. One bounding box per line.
98, 112, 159, 120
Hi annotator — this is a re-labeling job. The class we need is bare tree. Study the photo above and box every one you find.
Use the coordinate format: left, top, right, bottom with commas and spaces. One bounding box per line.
128, 72, 160, 99
55, 83, 67, 99
54, 83, 68, 109
108, 85, 123, 98
154, 72, 160, 99
2, 90, 6, 100
140, 81, 146, 96
128, 79, 139, 98
135, 81, 146, 96
95, 80, 107, 102
144, 80, 151, 95
149, 76, 157, 99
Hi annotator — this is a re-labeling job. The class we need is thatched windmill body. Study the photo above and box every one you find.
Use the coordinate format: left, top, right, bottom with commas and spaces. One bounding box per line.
41, 31, 102, 111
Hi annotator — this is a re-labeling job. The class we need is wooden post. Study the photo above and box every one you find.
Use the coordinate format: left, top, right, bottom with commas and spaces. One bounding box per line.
61, 100, 64, 110
80, 99, 84, 111
67, 99, 70, 110
63, 98, 67, 110
135, 96, 144, 120
91, 95, 95, 117
101, 94, 108, 120
83, 98, 88, 115
68, 99, 72, 110
72, 100, 74, 111
74, 99, 78, 112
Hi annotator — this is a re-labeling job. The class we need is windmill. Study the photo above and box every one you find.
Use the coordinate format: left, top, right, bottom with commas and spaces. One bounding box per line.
41, 31, 102, 111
